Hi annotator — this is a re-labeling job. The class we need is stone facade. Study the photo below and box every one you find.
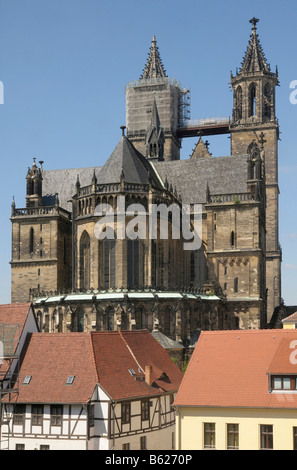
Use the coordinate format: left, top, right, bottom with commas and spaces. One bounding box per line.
10, 19, 282, 346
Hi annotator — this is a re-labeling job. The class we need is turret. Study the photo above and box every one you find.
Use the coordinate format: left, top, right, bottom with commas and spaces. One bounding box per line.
26, 158, 43, 208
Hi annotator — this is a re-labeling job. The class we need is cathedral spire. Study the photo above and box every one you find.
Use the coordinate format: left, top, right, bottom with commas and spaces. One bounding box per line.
140, 36, 167, 80
239, 18, 272, 75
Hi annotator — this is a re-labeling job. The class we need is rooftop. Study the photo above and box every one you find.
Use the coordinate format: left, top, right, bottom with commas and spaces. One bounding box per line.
174, 329, 297, 409
3, 330, 183, 404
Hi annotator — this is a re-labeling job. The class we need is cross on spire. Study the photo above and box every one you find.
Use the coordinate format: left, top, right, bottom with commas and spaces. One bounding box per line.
249, 17, 259, 30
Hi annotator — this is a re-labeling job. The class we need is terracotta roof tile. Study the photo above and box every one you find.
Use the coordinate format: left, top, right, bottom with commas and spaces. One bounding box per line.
91, 330, 183, 400
3, 330, 183, 404
174, 329, 297, 409
0, 303, 34, 377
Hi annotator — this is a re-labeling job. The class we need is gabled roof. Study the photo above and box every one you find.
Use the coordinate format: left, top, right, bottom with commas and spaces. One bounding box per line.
174, 329, 297, 409
91, 330, 183, 400
140, 36, 167, 80
3, 330, 183, 404
7, 333, 97, 404
282, 311, 297, 323
0, 303, 35, 376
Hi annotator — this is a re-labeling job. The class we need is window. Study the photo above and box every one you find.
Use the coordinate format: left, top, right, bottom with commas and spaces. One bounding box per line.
249, 83, 256, 117
127, 239, 140, 288
234, 277, 239, 293
272, 376, 297, 390
235, 86, 242, 121
106, 306, 115, 331
101, 239, 116, 288
190, 251, 195, 285
32, 405, 43, 426
80, 231, 91, 289
40, 445, 50, 450
50, 405, 63, 426
140, 436, 147, 450
230, 231, 235, 247
66, 375, 75, 385
121, 403, 131, 425
163, 307, 176, 338
13, 405, 26, 426
29, 227, 34, 254
264, 83, 272, 119
15, 444, 25, 450
260, 425, 273, 450
227, 423, 239, 450
141, 400, 150, 421
204, 422, 215, 449
122, 443, 130, 450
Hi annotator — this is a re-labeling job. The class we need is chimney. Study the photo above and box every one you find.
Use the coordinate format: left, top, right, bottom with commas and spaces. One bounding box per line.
145, 365, 152, 386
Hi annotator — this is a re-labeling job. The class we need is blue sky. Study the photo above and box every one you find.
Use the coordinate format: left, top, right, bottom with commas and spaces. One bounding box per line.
0, 0, 296, 307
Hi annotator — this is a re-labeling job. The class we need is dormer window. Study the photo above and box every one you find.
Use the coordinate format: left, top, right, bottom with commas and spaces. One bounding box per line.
271, 376, 297, 391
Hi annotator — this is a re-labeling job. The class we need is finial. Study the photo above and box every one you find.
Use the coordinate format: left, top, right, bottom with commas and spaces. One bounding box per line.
120, 126, 126, 137
76, 174, 80, 190
249, 17, 259, 31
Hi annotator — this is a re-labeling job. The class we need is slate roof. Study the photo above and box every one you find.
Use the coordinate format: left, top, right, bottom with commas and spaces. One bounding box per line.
153, 155, 248, 204
42, 153, 248, 211
174, 329, 297, 409
3, 330, 183, 404
96, 135, 162, 188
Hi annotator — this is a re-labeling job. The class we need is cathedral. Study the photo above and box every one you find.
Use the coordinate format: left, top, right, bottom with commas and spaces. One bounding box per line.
10, 18, 282, 344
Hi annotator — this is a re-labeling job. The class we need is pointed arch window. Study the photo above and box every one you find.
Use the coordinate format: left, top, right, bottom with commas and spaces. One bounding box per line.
72, 308, 85, 332
264, 83, 272, 119
234, 277, 239, 293
231, 231, 235, 247
127, 239, 140, 288
248, 83, 256, 117
163, 306, 176, 338
106, 306, 115, 331
235, 86, 242, 121
29, 227, 34, 254
99, 239, 116, 289
151, 240, 157, 288
79, 231, 91, 290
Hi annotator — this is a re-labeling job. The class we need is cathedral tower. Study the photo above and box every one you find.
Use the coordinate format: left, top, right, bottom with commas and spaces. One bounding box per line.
125, 36, 190, 161
230, 18, 281, 320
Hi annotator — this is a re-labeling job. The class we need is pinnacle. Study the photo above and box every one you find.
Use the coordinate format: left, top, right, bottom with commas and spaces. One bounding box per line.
140, 36, 167, 80
239, 18, 271, 75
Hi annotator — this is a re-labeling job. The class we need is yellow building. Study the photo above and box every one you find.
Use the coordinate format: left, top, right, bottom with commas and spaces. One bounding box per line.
282, 311, 297, 329
174, 329, 297, 450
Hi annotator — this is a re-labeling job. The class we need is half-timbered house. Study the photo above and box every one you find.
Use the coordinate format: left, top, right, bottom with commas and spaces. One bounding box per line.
1, 329, 183, 450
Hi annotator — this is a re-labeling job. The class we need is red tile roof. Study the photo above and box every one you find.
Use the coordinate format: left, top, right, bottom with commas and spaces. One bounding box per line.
8, 333, 97, 404
0, 303, 34, 376
91, 330, 183, 400
3, 330, 183, 404
174, 329, 297, 409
